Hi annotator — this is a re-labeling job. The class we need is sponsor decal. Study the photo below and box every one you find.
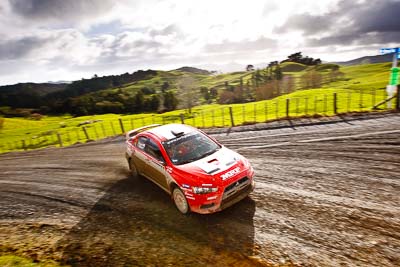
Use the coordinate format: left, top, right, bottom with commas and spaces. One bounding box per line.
182, 184, 191, 189
221, 167, 240, 181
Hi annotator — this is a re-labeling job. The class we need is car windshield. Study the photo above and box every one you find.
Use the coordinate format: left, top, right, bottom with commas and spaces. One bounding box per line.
162, 132, 220, 165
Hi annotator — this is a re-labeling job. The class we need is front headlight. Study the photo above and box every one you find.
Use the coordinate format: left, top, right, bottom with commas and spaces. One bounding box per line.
192, 186, 218, 194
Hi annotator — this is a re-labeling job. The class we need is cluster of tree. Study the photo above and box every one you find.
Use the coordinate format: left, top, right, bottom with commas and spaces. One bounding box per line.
300, 67, 344, 89
281, 52, 322, 66
45, 70, 157, 103
219, 61, 285, 104
0, 70, 168, 116
0, 83, 66, 109
49, 84, 180, 116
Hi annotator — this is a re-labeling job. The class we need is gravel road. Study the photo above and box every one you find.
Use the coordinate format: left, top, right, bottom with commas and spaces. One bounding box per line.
1, 113, 400, 266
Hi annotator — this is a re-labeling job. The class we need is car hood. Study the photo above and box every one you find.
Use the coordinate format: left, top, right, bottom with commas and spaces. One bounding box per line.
175, 147, 242, 181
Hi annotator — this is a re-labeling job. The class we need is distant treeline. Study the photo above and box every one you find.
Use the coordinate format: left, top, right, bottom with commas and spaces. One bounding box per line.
0, 70, 166, 116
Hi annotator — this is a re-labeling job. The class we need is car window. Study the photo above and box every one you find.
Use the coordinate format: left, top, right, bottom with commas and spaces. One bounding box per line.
145, 138, 165, 163
162, 132, 220, 165
136, 136, 147, 151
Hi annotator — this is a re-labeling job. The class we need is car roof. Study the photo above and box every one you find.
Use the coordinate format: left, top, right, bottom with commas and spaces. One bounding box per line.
146, 124, 196, 141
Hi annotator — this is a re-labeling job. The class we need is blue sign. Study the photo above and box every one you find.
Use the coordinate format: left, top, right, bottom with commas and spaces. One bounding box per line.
380, 48, 397, 54
380, 47, 400, 59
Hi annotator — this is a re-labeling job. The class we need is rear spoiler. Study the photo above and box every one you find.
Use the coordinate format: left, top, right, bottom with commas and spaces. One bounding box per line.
125, 124, 161, 140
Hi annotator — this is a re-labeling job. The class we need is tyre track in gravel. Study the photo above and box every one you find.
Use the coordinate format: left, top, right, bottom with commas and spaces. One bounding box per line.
0, 113, 400, 266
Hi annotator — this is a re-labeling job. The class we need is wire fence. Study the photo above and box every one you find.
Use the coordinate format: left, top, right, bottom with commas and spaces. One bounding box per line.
0, 89, 397, 154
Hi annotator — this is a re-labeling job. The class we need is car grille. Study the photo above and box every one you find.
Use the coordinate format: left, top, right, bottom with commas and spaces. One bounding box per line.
222, 177, 250, 200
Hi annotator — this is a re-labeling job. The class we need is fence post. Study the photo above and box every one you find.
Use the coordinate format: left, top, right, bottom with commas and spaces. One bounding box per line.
162, 116, 166, 125
396, 85, 400, 111
130, 118, 134, 129
314, 96, 318, 114
222, 108, 225, 127
56, 132, 63, 147
180, 113, 185, 124
212, 110, 215, 126
305, 97, 309, 115
359, 90, 363, 111
229, 107, 235, 127
253, 104, 257, 122
82, 126, 90, 140
118, 118, 125, 133
275, 100, 279, 119
93, 125, 99, 139
242, 105, 245, 123
75, 129, 80, 141
286, 99, 290, 118
347, 92, 351, 112
323, 94, 328, 114
101, 123, 106, 137
264, 102, 268, 121
202, 112, 205, 128
333, 92, 338, 114
22, 140, 27, 151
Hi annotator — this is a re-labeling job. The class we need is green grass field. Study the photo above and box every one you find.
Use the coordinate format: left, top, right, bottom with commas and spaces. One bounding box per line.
0, 255, 62, 267
0, 63, 396, 154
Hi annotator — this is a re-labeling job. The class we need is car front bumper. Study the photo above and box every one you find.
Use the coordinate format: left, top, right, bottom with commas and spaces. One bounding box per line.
188, 179, 255, 214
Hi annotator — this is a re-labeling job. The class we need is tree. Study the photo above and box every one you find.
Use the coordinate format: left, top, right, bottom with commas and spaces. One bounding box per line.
210, 88, 218, 99
246, 64, 254, 71
134, 91, 144, 111
163, 91, 178, 111
281, 75, 296, 94
218, 90, 235, 104
178, 76, 199, 113
200, 87, 211, 103
282, 52, 322, 66
302, 70, 322, 89
161, 82, 170, 93
149, 95, 160, 111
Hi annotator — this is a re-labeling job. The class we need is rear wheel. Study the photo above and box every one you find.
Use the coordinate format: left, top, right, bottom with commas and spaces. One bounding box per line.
172, 187, 190, 214
129, 158, 138, 178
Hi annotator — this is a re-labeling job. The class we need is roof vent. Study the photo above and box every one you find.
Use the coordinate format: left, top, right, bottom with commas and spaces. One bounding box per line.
171, 130, 184, 137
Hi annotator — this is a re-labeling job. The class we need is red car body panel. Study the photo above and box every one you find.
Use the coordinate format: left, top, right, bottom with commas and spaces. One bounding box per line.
125, 124, 255, 214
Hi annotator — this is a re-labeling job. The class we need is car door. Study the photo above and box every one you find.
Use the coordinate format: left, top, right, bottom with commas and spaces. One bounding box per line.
133, 136, 149, 175
143, 138, 169, 191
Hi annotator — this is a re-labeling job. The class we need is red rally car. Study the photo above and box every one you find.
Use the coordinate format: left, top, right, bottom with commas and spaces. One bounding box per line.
125, 124, 255, 214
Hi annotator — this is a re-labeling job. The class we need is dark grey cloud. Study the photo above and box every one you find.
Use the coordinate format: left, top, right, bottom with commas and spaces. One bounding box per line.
274, 13, 334, 35
0, 36, 47, 60
9, 0, 114, 22
204, 37, 277, 53
276, 0, 400, 47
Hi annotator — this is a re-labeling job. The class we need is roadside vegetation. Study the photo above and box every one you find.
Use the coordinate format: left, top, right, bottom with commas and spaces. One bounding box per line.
0, 255, 61, 267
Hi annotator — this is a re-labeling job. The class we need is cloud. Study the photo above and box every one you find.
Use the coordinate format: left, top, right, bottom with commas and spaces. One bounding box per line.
204, 37, 277, 54
275, 13, 334, 35
9, 0, 115, 24
0, 36, 47, 60
277, 0, 400, 47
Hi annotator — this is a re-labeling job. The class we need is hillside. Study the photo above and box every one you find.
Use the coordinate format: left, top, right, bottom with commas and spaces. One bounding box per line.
332, 53, 394, 66
0, 61, 393, 117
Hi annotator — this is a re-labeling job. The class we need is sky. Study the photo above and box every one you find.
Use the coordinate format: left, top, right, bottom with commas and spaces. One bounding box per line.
0, 0, 399, 85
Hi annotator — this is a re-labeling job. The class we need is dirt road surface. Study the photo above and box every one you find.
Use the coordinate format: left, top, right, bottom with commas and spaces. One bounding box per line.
1, 113, 400, 266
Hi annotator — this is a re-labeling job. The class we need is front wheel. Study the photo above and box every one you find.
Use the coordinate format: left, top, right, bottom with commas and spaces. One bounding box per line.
172, 187, 190, 214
